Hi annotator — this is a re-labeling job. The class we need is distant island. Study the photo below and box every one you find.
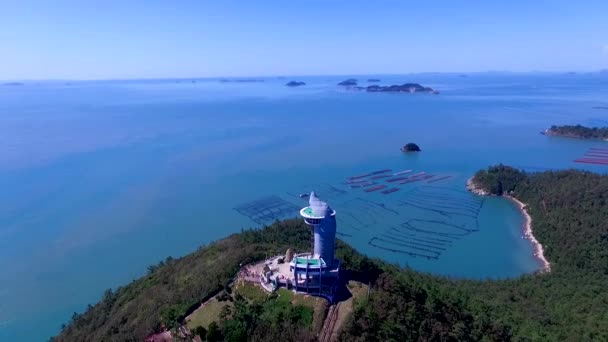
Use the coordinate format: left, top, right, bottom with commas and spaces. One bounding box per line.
401, 142, 421, 152
337, 79, 438, 94
285, 81, 306, 87
337, 78, 358, 86
367, 83, 438, 93
53, 167, 608, 341
542, 124, 608, 140
219, 79, 264, 83
3, 82, 24, 86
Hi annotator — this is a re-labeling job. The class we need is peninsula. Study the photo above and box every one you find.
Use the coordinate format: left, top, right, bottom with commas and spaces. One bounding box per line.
53, 167, 608, 341
542, 124, 608, 140
467, 165, 550, 272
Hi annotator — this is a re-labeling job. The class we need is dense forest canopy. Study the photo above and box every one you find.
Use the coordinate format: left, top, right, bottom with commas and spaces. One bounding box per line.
54, 167, 608, 341
546, 124, 608, 140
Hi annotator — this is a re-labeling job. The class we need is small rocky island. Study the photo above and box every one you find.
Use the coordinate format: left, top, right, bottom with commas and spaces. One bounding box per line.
542, 125, 608, 141
367, 78, 381, 82
285, 81, 306, 87
337, 78, 358, 86
401, 142, 421, 152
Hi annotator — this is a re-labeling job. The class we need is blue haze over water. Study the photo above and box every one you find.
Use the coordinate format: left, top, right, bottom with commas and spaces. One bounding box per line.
1, 73, 607, 340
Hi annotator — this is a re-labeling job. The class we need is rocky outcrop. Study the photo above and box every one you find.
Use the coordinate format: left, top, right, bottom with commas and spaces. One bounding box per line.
401, 143, 421, 152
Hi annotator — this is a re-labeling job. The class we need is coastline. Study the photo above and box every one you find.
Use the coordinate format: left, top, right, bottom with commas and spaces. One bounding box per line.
466, 177, 551, 273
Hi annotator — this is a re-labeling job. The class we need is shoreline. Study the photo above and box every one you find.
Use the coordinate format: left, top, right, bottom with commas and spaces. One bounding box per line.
466, 177, 551, 273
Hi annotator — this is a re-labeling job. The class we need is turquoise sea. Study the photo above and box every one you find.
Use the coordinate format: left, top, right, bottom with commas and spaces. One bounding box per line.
1, 73, 607, 341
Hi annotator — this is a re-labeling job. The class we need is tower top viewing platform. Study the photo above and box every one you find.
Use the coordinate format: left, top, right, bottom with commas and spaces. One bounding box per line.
300, 192, 336, 220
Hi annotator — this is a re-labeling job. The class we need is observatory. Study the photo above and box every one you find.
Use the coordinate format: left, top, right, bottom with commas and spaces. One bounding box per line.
289, 192, 341, 299
257, 192, 341, 301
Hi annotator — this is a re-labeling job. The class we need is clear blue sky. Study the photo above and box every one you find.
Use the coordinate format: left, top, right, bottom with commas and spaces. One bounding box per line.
1, 0, 607, 79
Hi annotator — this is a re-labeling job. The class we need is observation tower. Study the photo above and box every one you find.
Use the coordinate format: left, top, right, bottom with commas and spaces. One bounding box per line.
289, 192, 341, 300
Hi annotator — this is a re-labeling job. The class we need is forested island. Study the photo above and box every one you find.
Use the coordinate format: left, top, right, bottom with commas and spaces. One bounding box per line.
543, 124, 608, 140
337, 79, 438, 94
53, 167, 608, 341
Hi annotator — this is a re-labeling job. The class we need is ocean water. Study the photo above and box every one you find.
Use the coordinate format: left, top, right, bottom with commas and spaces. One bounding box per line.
1, 73, 607, 341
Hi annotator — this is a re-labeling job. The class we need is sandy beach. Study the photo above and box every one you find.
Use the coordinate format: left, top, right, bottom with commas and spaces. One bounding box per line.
505, 195, 551, 273
467, 177, 551, 273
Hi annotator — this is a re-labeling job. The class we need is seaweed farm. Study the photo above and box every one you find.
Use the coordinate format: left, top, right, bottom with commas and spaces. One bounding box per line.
574, 146, 608, 165
232, 168, 509, 265
233, 196, 301, 225
368, 186, 484, 259
345, 168, 453, 195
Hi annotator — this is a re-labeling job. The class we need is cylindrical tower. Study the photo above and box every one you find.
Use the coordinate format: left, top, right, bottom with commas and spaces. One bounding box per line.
300, 192, 337, 267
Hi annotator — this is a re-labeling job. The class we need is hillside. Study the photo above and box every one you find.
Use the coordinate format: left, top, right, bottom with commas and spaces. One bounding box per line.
54, 167, 608, 341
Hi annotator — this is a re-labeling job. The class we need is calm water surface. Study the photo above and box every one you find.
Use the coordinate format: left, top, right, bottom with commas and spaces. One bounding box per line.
1, 73, 607, 340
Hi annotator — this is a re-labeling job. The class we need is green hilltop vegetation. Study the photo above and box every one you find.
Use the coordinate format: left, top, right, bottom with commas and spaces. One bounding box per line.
54, 167, 608, 341
545, 124, 608, 140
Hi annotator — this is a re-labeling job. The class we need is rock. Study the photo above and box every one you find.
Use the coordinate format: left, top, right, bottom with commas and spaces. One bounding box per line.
401, 143, 421, 152
286, 81, 306, 87
338, 79, 358, 86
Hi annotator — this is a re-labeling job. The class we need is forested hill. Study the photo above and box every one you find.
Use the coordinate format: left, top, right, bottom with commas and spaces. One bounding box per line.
471, 165, 608, 273
54, 167, 608, 341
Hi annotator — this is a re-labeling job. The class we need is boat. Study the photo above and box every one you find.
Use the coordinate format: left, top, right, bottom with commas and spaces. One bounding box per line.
364, 185, 386, 192
299, 193, 309, 198
370, 174, 391, 180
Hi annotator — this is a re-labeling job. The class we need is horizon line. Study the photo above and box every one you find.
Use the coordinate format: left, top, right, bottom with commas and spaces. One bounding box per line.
2, 69, 607, 82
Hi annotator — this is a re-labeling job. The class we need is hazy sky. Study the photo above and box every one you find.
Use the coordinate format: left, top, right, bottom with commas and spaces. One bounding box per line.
1, 1, 607, 79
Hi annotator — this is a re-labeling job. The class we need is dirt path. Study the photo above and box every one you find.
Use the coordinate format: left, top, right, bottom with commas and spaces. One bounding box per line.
318, 302, 342, 342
